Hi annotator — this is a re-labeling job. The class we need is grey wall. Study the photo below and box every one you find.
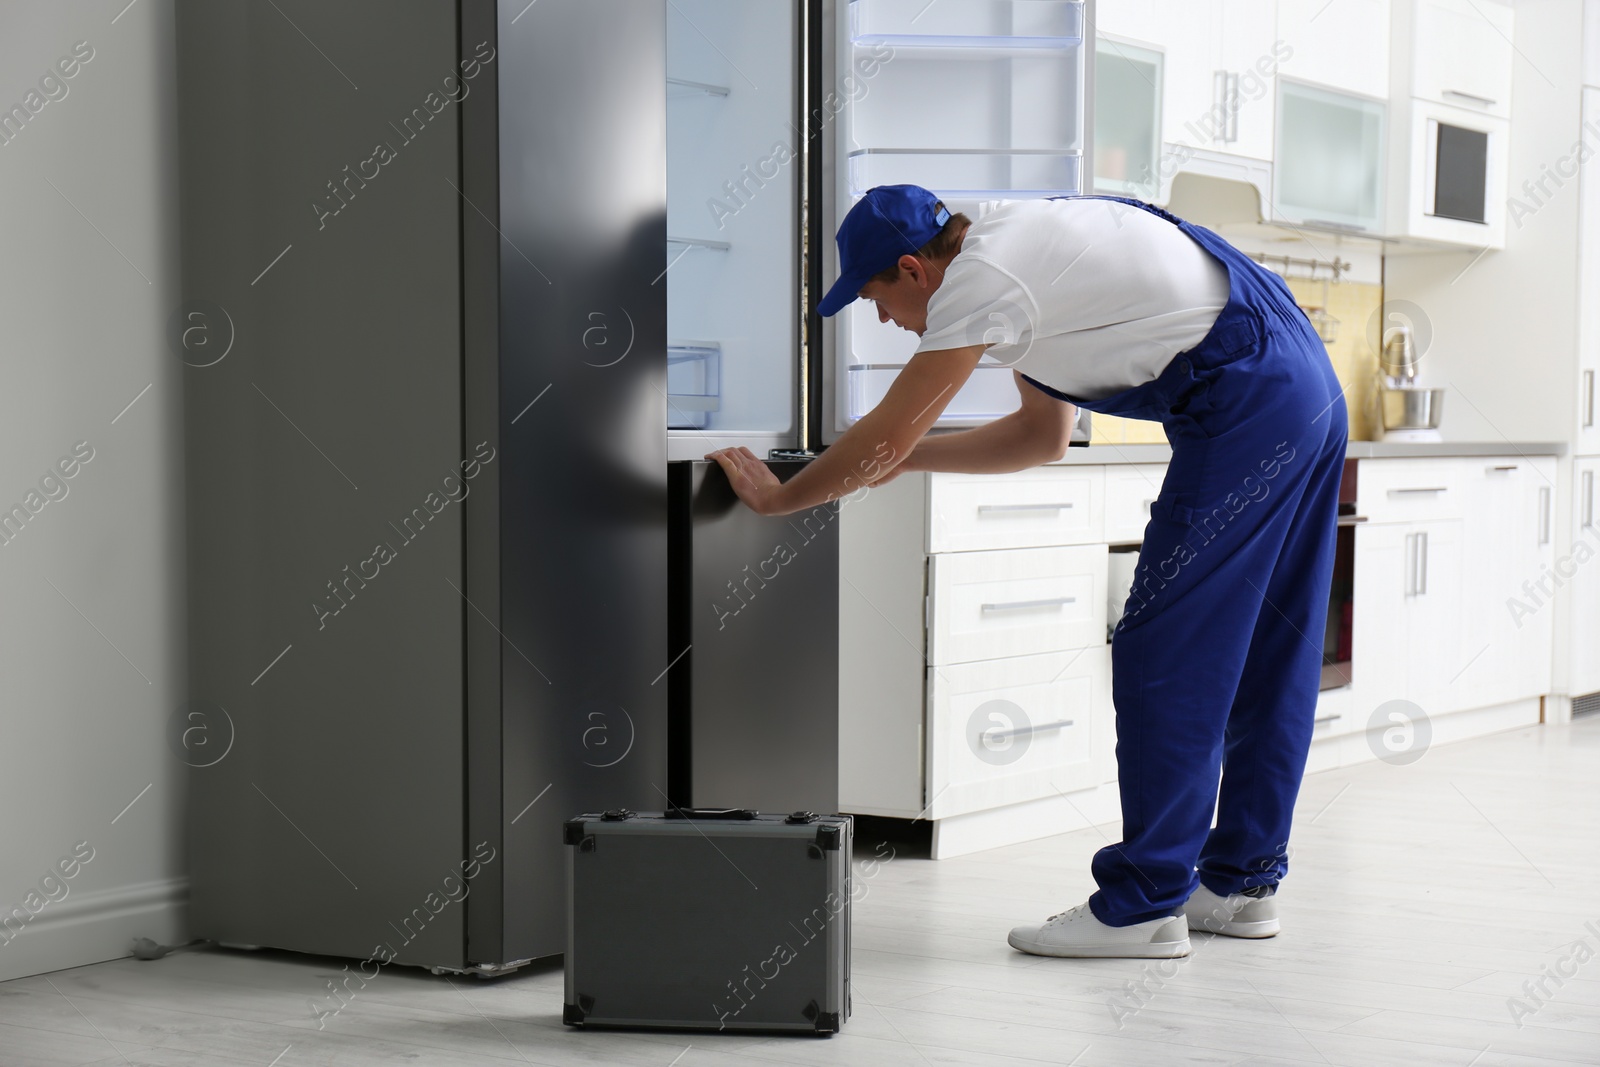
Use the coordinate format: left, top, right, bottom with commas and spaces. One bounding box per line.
0, 0, 187, 980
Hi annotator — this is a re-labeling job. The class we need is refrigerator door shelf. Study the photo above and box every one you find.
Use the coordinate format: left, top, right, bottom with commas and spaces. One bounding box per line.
847, 149, 1082, 200
668, 343, 721, 429
848, 363, 1026, 423
850, 0, 1083, 45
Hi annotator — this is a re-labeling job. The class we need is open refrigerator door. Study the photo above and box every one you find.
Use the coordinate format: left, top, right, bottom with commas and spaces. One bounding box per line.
823, 0, 1093, 440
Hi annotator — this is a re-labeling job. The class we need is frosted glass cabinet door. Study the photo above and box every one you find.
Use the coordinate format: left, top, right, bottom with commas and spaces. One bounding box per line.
666, 0, 797, 437
1093, 38, 1162, 200
1273, 80, 1385, 231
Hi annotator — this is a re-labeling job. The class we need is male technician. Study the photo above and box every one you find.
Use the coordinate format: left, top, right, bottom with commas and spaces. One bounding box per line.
706, 184, 1346, 959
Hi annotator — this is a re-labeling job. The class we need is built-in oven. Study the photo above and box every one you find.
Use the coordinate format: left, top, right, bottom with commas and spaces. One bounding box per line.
1323, 459, 1362, 690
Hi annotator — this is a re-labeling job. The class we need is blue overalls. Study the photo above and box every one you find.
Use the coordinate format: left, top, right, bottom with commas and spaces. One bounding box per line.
1022, 195, 1348, 927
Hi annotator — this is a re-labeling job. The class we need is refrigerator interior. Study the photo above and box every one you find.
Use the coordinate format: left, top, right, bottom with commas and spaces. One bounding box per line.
666, 0, 800, 457
829, 0, 1089, 435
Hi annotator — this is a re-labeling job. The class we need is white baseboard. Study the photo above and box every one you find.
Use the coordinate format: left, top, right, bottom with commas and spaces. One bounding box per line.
0, 877, 188, 983
930, 781, 1121, 859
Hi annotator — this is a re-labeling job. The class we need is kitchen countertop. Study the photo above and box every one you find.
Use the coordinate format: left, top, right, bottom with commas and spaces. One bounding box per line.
1045, 441, 1568, 465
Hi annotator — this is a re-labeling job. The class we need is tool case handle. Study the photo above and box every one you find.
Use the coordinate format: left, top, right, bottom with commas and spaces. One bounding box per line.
662, 807, 758, 820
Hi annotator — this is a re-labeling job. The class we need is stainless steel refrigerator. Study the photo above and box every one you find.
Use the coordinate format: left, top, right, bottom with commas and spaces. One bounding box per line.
178, 0, 1091, 974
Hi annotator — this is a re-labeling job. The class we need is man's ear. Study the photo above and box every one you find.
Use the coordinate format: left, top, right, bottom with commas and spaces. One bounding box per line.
899, 253, 927, 286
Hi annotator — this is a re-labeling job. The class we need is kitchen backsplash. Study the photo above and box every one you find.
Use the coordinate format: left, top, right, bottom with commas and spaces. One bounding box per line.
1088, 277, 1383, 445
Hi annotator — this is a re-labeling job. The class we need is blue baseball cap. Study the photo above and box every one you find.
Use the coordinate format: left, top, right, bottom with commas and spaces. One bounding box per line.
817, 184, 952, 317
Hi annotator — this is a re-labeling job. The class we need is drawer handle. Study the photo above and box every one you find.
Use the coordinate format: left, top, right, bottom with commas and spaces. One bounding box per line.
977, 502, 1075, 514
1489, 464, 1518, 472
1313, 713, 1342, 724
1442, 89, 1496, 107
980, 596, 1076, 613
1388, 487, 1448, 494
984, 718, 1073, 742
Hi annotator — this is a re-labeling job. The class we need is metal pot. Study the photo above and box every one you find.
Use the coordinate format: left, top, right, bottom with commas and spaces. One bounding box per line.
1380, 385, 1444, 431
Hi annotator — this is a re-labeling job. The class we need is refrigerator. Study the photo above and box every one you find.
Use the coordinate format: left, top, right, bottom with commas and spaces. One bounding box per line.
177, 0, 1091, 975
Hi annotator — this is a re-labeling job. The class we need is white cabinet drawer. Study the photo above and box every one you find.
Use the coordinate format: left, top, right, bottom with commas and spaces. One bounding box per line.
928, 545, 1108, 665
1313, 685, 1355, 739
1356, 458, 1466, 523
928, 467, 1104, 552
927, 646, 1109, 820
1103, 464, 1166, 543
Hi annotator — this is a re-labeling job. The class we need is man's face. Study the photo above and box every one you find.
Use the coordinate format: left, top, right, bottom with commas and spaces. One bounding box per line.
857, 256, 937, 336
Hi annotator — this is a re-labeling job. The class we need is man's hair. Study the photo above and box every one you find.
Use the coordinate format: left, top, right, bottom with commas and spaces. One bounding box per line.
868, 208, 971, 285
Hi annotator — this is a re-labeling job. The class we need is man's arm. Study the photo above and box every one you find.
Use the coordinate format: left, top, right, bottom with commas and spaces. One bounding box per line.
707, 344, 986, 515
882, 370, 1077, 479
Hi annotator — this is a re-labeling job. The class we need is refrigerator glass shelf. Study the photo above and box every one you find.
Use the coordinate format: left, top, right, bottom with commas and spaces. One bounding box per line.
850, 0, 1082, 46
668, 342, 721, 429
667, 76, 730, 98
848, 149, 1081, 199
667, 235, 731, 250
847, 363, 1023, 423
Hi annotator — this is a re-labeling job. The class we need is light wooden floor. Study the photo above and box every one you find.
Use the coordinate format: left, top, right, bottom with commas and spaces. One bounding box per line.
5, 717, 1599, 1067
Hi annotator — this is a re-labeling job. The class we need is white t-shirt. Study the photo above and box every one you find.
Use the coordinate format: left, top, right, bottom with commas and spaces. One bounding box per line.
914, 198, 1231, 401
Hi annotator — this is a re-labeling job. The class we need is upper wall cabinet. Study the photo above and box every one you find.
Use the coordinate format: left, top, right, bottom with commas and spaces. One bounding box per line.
1410, 0, 1513, 118
1098, 1, 1280, 163
1384, 0, 1513, 248
1277, 0, 1391, 100
1093, 37, 1164, 199
1274, 80, 1386, 232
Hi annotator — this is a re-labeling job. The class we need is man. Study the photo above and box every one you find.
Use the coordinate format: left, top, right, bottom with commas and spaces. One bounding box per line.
706, 184, 1346, 960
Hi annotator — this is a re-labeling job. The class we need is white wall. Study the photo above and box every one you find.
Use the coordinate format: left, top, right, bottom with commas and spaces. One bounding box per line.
0, 0, 186, 980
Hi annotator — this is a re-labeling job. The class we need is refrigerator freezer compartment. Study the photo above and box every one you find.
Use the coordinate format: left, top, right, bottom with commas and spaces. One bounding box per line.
850, 0, 1083, 46
848, 149, 1081, 198
848, 363, 1024, 423
668, 342, 721, 429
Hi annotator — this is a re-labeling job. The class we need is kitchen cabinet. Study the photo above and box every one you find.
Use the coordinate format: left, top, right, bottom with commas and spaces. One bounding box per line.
1103, 464, 1166, 543
1277, 0, 1390, 99
839, 464, 1117, 854
927, 646, 1109, 819
1351, 519, 1465, 717
1097, 0, 1279, 166
1274, 80, 1386, 232
1580, 88, 1600, 456
1453, 459, 1556, 710
1093, 36, 1165, 200
1211, 0, 1282, 160
842, 453, 1561, 857
1383, 0, 1513, 248
1409, 0, 1513, 119
1352, 456, 1556, 725
1573, 458, 1600, 698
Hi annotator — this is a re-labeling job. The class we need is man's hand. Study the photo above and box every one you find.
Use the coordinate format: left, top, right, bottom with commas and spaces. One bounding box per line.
705, 447, 788, 515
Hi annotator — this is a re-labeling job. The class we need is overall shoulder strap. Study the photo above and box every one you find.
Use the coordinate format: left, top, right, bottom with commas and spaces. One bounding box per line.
1046, 194, 1184, 226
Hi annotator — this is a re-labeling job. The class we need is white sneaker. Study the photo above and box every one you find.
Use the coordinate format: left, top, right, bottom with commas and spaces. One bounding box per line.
1184, 884, 1280, 938
1007, 903, 1191, 959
